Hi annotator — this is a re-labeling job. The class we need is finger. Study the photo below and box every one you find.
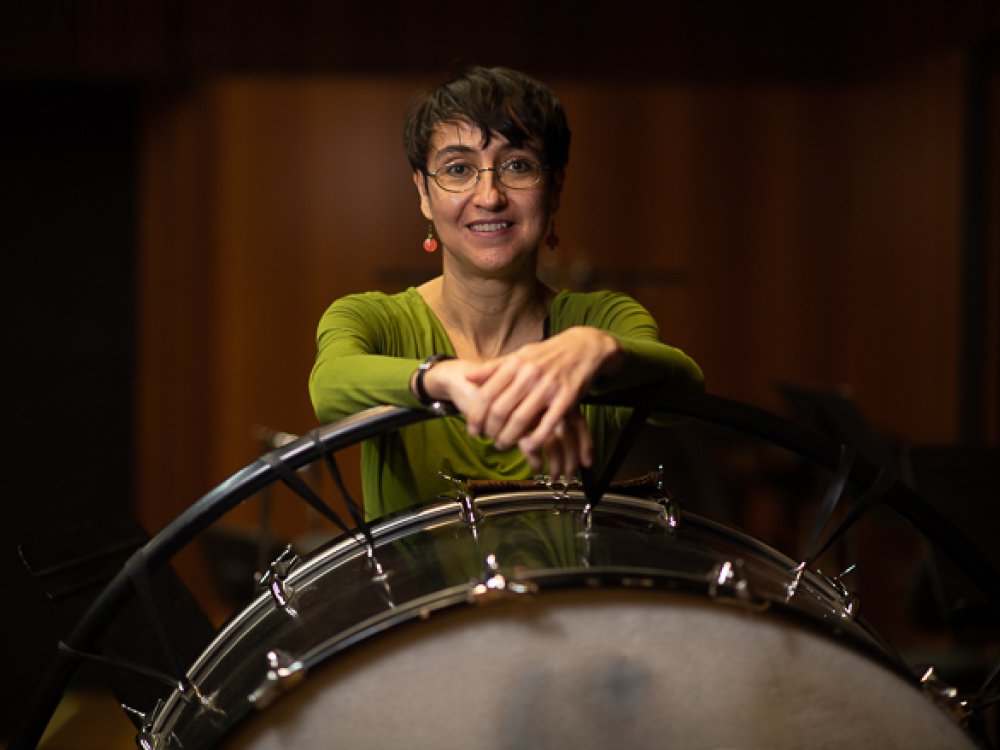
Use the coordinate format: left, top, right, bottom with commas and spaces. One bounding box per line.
544, 441, 562, 481
464, 362, 520, 436
552, 425, 578, 482
491, 373, 557, 450
520, 441, 544, 474
463, 358, 502, 385
485, 364, 548, 445
573, 411, 595, 468
515, 387, 578, 455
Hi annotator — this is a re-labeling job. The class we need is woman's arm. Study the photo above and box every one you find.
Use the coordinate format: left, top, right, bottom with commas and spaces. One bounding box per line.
424, 292, 704, 478
309, 294, 426, 423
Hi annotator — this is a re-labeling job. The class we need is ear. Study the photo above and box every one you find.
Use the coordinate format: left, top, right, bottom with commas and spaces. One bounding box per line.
412, 170, 433, 221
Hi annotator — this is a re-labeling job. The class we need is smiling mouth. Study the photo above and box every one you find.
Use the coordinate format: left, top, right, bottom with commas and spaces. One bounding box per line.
468, 221, 511, 232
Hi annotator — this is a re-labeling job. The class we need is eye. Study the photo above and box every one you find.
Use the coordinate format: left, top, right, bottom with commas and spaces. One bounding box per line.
441, 161, 475, 177
502, 158, 533, 174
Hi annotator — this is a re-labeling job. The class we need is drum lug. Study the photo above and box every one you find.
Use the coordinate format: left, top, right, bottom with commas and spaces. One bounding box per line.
709, 559, 767, 612
438, 472, 482, 524
135, 729, 170, 750
248, 649, 307, 710
257, 545, 301, 617
537, 474, 581, 512
127, 699, 178, 749
458, 487, 482, 525
828, 565, 861, 619
709, 559, 747, 598
799, 564, 861, 620
643, 466, 679, 530
920, 666, 973, 723
467, 553, 538, 604
364, 543, 396, 608
656, 495, 681, 530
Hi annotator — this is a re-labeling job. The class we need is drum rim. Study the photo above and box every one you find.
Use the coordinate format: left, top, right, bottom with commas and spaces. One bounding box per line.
195, 492, 842, 672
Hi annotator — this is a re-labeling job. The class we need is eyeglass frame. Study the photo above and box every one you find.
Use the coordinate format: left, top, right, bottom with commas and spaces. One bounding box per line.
423, 157, 550, 193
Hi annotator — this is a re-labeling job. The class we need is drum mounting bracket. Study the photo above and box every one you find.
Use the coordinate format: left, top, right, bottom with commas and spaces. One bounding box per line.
257, 545, 302, 617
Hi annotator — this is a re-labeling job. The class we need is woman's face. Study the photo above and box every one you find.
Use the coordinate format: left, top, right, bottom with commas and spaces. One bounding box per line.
413, 120, 562, 279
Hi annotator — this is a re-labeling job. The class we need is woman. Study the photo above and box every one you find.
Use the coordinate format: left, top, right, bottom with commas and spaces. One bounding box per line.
310, 65, 703, 519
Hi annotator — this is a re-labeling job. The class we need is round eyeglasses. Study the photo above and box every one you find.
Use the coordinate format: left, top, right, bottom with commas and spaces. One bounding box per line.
425, 158, 548, 193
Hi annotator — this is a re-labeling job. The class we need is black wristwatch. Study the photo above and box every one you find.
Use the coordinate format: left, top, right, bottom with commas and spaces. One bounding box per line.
414, 354, 454, 406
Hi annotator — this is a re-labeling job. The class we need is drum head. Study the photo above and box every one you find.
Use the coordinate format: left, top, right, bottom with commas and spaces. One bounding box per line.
222, 588, 975, 750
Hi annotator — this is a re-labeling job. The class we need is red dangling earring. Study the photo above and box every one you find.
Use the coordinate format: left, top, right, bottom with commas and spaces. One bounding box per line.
422, 222, 438, 253
545, 218, 559, 250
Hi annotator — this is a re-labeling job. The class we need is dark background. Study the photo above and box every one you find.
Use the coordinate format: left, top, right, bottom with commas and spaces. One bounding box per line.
2, 1, 998, 743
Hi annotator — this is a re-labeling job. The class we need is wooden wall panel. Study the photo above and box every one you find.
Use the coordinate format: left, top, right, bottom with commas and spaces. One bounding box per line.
136, 88, 219, 535
553, 56, 963, 442
136, 57, 969, 557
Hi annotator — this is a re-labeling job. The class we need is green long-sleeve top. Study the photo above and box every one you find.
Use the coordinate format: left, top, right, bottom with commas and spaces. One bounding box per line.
310, 287, 703, 518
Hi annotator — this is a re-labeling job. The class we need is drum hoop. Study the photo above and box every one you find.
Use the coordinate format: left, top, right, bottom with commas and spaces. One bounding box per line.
179, 494, 893, 708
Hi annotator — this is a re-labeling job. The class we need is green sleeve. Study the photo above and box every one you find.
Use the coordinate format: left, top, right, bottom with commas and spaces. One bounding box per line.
551, 291, 705, 396
309, 291, 441, 423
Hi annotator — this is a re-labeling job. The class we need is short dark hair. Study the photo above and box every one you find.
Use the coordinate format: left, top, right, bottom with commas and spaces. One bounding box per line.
403, 65, 571, 174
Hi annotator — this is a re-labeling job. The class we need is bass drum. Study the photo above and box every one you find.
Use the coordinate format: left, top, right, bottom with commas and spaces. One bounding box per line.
146, 487, 977, 750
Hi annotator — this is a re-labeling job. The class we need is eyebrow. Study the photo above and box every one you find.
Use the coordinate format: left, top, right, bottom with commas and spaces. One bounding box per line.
430, 145, 476, 161
429, 144, 541, 168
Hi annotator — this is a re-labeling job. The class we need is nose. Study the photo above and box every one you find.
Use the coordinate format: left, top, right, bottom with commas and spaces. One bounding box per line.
473, 167, 506, 208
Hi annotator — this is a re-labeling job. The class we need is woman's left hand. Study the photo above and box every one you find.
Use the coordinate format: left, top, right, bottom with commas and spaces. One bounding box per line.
517, 407, 591, 479
462, 326, 624, 476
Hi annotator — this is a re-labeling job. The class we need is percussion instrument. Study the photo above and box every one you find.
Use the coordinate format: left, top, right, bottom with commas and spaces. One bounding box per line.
11, 393, 996, 749
161, 489, 977, 749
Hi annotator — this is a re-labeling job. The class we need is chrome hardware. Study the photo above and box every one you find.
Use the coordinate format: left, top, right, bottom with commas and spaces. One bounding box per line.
364, 543, 395, 608
814, 565, 861, 619
826, 564, 861, 619
135, 727, 170, 749
710, 559, 744, 597
655, 464, 667, 494
458, 486, 481, 525
657, 495, 680, 530
365, 542, 387, 580
579, 501, 596, 540
786, 561, 807, 601
709, 559, 766, 611
135, 730, 165, 750
426, 400, 451, 417
787, 561, 861, 619
127, 700, 176, 750
535, 474, 580, 511
577, 509, 594, 568
178, 678, 224, 717
122, 701, 146, 727
257, 545, 301, 617
921, 667, 972, 722
647, 466, 679, 530
438, 471, 482, 524
248, 649, 307, 710
468, 553, 538, 603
